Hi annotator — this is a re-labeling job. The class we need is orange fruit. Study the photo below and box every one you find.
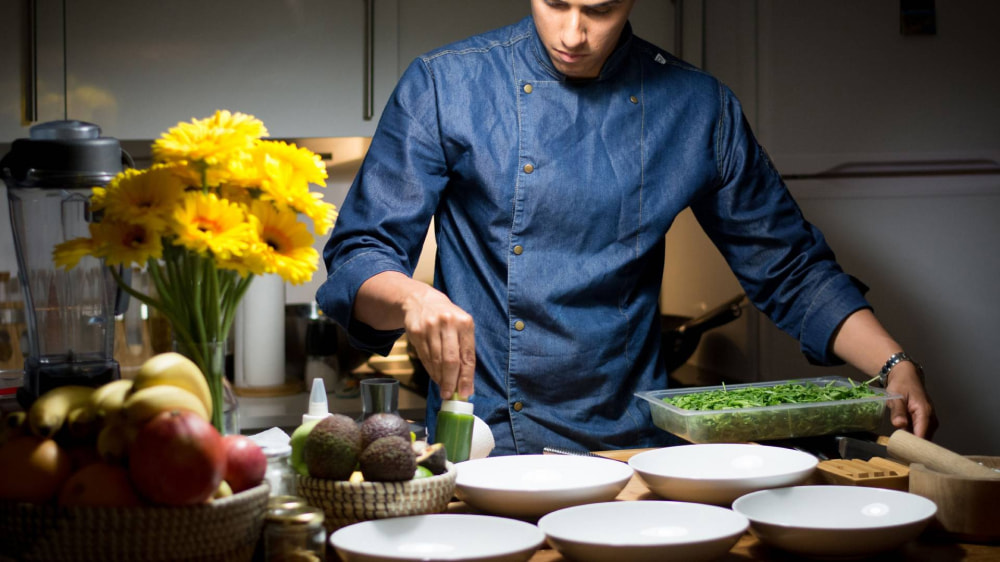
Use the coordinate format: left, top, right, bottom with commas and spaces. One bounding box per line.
0, 435, 73, 502
58, 462, 141, 507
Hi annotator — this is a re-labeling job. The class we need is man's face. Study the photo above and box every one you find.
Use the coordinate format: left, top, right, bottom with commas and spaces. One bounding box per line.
531, 0, 636, 79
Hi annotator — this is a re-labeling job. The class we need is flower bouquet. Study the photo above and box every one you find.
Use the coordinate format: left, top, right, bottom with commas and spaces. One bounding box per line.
54, 110, 336, 433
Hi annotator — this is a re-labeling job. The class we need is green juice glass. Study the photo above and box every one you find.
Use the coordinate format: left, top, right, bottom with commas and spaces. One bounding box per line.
435, 397, 474, 463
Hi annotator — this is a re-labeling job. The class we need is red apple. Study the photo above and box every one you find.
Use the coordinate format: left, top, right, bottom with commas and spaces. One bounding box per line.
221, 434, 267, 493
128, 410, 226, 506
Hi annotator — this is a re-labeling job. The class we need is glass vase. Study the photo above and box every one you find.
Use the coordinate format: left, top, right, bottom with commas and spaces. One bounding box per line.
172, 338, 240, 435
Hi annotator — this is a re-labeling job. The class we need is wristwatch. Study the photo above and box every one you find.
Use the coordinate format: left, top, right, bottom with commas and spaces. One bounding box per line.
877, 351, 922, 387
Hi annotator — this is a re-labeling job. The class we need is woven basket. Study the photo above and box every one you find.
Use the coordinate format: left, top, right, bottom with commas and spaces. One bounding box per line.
297, 463, 457, 532
0, 483, 269, 562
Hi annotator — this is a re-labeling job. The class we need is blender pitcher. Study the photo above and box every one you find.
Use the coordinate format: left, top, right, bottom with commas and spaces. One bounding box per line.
1, 120, 132, 408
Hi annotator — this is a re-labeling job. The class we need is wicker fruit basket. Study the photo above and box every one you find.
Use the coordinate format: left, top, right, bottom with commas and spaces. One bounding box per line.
0, 483, 269, 562
296, 463, 457, 532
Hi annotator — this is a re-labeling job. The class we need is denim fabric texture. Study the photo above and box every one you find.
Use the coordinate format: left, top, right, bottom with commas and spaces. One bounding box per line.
317, 17, 870, 455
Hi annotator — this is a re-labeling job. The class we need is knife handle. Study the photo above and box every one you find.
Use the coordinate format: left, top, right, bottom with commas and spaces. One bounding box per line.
886, 430, 1000, 479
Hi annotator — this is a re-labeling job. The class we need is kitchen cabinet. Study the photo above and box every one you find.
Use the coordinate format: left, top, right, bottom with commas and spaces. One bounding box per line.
55, 0, 398, 140
0, 0, 66, 142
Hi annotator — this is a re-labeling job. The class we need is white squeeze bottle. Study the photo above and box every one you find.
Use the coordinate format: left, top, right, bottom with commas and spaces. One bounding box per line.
303, 377, 332, 424
289, 378, 332, 477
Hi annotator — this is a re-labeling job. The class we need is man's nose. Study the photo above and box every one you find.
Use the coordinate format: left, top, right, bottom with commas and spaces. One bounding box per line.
561, 10, 587, 49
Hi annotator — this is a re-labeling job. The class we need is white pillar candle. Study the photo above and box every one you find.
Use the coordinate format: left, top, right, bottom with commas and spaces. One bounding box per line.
235, 274, 286, 388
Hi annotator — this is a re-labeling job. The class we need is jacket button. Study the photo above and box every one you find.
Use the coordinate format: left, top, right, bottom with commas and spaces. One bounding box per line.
629, 95, 638, 104
523, 163, 534, 174
514, 320, 525, 331
513, 245, 523, 255
524, 84, 533, 94
513, 401, 523, 412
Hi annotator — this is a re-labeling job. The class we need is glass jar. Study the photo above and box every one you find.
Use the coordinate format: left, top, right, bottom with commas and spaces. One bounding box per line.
263, 443, 296, 497
263, 505, 326, 562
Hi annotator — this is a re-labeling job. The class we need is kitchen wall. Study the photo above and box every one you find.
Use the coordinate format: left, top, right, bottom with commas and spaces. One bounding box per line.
673, 0, 1000, 455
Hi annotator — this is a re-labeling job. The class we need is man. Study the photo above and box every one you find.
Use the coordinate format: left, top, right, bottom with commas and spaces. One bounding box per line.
318, 0, 934, 455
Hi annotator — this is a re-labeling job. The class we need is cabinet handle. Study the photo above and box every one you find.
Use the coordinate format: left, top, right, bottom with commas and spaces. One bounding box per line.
782, 159, 1000, 180
25, 0, 38, 122
363, 0, 374, 121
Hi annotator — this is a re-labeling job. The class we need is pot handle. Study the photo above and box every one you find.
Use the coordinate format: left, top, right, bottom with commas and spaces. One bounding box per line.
676, 293, 746, 337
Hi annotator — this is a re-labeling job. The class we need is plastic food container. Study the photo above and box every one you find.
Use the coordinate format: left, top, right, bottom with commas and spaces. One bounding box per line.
635, 376, 901, 443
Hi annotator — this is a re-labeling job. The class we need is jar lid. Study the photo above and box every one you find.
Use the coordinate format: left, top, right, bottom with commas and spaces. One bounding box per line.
267, 495, 307, 511
267, 505, 325, 526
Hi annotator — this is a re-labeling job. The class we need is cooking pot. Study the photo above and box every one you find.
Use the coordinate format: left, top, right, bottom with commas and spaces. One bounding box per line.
661, 293, 746, 375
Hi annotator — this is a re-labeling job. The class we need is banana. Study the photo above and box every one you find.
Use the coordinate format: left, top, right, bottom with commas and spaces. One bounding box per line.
132, 352, 213, 418
28, 385, 95, 438
123, 385, 210, 426
97, 421, 130, 464
89, 379, 134, 422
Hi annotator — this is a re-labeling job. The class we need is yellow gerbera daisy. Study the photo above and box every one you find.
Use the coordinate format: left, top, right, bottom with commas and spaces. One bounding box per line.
256, 140, 327, 187
247, 201, 318, 285
90, 186, 107, 212
300, 192, 338, 236
52, 235, 98, 269
171, 192, 256, 260
91, 219, 163, 267
101, 164, 187, 232
152, 111, 267, 182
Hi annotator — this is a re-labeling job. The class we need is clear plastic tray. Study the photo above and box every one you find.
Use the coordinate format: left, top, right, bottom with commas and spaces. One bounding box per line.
635, 376, 902, 443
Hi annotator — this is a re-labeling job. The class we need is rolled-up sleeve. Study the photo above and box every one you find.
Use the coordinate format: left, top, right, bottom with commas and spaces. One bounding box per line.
316, 58, 449, 355
692, 83, 871, 365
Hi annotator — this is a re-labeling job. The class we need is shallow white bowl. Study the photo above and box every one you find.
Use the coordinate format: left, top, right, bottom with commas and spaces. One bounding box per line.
330, 514, 545, 562
628, 444, 818, 505
454, 454, 634, 518
732, 485, 937, 557
538, 501, 748, 562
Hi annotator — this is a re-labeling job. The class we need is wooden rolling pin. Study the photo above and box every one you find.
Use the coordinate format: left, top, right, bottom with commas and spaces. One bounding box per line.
886, 430, 1000, 479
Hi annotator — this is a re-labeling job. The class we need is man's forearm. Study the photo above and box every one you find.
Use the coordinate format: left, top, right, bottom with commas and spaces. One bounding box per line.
352, 271, 431, 330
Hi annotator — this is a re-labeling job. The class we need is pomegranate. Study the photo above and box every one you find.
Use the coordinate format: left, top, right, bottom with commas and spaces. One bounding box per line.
220, 434, 267, 493
128, 409, 226, 506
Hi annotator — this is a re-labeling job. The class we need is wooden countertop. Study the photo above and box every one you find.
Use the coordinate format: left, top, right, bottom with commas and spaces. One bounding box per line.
448, 448, 999, 562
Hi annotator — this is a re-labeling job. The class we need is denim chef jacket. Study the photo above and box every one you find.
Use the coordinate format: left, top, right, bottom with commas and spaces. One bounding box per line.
318, 17, 870, 455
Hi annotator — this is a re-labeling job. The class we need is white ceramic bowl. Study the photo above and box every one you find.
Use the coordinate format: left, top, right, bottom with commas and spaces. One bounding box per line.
330, 514, 545, 562
454, 454, 634, 518
628, 444, 818, 505
732, 485, 938, 557
537, 501, 748, 562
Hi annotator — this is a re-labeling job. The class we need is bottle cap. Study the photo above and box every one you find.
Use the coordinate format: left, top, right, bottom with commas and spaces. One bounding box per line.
302, 378, 331, 424
440, 393, 474, 415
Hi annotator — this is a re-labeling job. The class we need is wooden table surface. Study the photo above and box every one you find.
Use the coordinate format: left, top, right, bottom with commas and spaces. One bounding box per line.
447, 448, 999, 562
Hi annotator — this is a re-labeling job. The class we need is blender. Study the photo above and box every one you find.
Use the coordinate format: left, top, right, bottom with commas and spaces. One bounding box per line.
1, 120, 132, 408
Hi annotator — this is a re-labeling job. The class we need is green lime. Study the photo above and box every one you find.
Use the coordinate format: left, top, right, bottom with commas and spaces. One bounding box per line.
413, 465, 434, 479
289, 419, 321, 476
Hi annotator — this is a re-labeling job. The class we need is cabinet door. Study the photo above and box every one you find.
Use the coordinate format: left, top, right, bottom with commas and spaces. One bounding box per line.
63, 0, 398, 140
0, 0, 67, 143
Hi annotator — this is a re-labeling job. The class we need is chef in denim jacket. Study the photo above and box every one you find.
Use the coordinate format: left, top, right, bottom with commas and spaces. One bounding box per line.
318, 0, 934, 455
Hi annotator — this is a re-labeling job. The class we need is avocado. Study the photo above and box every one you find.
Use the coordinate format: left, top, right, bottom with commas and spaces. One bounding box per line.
415, 442, 448, 475
359, 413, 412, 450
303, 414, 362, 480
359, 435, 417, 482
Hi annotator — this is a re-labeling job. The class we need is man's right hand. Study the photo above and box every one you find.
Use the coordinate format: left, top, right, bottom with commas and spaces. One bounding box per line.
354, 271, 476, 400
